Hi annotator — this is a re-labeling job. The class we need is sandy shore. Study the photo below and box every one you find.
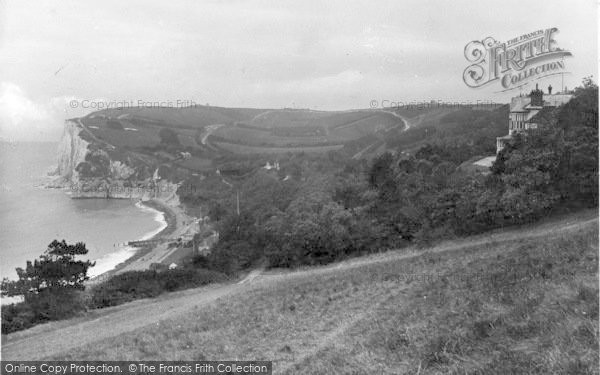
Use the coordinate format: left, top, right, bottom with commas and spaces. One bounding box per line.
88, 198, 199, 283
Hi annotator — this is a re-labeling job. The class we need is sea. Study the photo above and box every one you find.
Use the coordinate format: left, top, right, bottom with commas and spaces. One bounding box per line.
0, 142, 166, 300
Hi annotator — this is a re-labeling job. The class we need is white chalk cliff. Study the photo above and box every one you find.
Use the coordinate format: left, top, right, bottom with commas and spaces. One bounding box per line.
57, 120, 90, 184
55, 119, 179, 200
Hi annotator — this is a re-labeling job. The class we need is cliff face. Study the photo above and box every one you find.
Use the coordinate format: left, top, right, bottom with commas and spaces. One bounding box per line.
57, 120, 90, 183
55, 119, 178, 200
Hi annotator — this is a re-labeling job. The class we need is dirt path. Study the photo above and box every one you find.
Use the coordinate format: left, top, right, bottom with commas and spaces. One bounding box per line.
1, 270, 262, 360
351, 110, 410, 159
276, 285, 410, 374
200, 124, 225, 145
2, 213, 597, 360
382, 110, 411, 131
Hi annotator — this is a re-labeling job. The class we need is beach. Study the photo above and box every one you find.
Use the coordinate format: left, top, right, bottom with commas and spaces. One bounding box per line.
88, 197, 200, 283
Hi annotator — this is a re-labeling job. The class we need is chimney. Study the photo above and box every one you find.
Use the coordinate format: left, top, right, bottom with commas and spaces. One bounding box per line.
530, 83, 544, 107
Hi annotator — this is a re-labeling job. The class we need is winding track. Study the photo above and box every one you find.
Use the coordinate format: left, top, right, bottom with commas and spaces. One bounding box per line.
351, 110, 410, 159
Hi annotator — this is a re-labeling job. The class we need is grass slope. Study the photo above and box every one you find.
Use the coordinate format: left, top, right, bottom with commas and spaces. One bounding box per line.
78, 104, 505, 161
3, 212, 598, 374
81, 107, 406, 156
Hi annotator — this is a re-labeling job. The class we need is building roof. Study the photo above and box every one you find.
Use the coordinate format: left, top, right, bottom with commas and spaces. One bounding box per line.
510, 96, 531, 112
510, 93, 573, 113
543, 94, 573, 107
526, 106, 560, 125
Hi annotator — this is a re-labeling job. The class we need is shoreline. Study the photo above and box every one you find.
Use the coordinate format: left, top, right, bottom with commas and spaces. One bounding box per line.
38, 174, 200, 284
0, 193, 182, 304
36, 175, 179, 280
87, 199, 180, 283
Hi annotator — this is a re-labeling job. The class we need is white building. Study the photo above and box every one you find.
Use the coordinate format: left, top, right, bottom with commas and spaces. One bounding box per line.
496, 84, 573, 153
263, 161, 280, 170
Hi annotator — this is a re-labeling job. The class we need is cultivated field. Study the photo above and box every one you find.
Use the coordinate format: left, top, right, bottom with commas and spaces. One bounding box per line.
212, 141, 344, 154
211, 110, 404, 148
92, 106, 266, 128
79, 107, 405, 157
3, 211, 597, 374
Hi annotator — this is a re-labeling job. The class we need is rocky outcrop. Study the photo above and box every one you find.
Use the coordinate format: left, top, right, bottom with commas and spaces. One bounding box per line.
110, 161, 136, 180
55, 119, 177, 200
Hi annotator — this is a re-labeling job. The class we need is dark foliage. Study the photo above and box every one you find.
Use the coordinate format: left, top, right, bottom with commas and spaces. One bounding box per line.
1, 240, 95, 334
158, 127, 180, 145
89, 268, 227, 308
194, 81, 597, 272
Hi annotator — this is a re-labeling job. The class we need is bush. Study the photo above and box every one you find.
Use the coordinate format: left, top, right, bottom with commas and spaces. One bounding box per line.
89, 268, 227, 308
1, 240, 94, 334
1, 289, 88, 334
192, 254, 211, 268
159, 127, 180, 145
1, 303, 36, 334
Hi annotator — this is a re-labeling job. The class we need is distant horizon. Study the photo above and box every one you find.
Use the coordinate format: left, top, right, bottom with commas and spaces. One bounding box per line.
76, 98, 510, 111
0, 97, 512, 144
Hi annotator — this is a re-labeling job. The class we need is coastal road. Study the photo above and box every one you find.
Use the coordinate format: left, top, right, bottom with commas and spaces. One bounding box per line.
1, 212, 597, 360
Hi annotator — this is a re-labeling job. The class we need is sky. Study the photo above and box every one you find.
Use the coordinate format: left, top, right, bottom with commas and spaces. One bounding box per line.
0, 0, 597, 141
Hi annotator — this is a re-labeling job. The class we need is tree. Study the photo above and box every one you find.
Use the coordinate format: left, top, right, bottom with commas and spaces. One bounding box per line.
368, 152, 395, 188
490, 81, 599, 216
1, 240, 95, 321
159, 127, 180, 145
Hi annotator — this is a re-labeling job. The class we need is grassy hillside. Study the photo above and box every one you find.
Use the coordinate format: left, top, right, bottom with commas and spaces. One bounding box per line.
12, 211, 596, 374
78, 103, 507, 163
203, 109, 405, 153
213, 141, 344, 154
91, 106, 266, 128
80, 107, 406, 157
